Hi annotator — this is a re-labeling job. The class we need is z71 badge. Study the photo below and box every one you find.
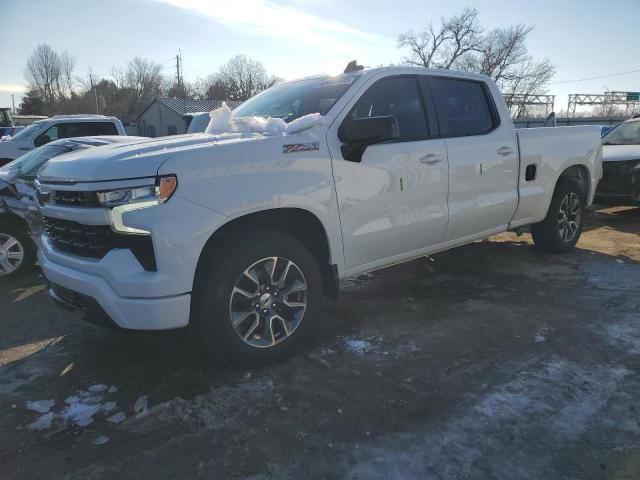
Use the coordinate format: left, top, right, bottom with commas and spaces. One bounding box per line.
283, 142, 319, 154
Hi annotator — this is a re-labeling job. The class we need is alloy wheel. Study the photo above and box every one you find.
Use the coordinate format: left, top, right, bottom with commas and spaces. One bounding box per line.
0, 233, 25, 277
558, 192, 582, 243
229, 256, 308, 348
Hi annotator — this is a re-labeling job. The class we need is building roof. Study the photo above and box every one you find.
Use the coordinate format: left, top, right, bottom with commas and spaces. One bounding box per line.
149, 98, 243, 117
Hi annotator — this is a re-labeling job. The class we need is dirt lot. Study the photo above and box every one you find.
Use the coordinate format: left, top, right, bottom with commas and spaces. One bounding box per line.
1, 205, 639, 480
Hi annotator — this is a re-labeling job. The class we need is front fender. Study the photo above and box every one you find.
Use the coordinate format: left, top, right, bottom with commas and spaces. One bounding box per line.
158, 133, 344, 274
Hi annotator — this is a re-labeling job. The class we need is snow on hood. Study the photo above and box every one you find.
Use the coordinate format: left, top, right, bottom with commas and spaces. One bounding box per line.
205, 102, 322, 136
39, 106, 324, 183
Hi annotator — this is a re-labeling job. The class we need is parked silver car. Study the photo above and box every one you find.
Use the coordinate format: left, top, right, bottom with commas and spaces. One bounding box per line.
0, 136, 145, 278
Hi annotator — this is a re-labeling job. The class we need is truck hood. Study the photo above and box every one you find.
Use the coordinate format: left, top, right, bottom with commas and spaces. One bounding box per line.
38, 114, 325, 184
602, 144, 640, 162
37, 134, 223, 183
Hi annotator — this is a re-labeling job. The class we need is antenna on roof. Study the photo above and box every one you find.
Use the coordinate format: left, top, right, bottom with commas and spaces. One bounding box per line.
344, 60, 364, 74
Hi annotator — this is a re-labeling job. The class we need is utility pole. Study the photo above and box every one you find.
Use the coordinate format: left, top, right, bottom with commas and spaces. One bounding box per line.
11, 94, 15, 114
176, 50, 186, 117
90, 73, 99, 114
175, 53, 181, 95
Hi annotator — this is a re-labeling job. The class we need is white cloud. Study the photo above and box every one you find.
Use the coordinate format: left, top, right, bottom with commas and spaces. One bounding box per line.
156, 0, 389, 50
0, 83, 26, 93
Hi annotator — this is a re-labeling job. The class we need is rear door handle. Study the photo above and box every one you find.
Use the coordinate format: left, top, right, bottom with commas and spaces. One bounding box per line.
497, 146, 514, 157
420, 153, 444, 165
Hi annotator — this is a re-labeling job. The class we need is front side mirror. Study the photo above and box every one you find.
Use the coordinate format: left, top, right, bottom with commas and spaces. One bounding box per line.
338, 115, 399, 162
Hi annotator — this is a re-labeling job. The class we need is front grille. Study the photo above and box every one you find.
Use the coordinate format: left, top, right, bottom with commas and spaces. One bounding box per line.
43, 217, 157, 271
601, 160, 640, 190
52, 190, 100, 208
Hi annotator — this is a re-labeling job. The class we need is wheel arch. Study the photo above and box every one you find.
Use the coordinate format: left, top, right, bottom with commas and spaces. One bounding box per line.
556, 164, 591, 201
194, 207, 339, 299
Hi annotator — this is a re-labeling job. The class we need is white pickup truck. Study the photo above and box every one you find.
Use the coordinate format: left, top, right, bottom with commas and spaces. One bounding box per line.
36, 65, 602, 365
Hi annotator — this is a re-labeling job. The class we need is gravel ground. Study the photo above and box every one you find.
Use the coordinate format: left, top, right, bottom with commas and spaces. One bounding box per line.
0, 205, 639, 480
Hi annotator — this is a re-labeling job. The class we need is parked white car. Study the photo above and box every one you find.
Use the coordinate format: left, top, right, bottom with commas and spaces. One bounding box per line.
0, 115, 126, 166
597, 117, 640, 204
36, 65, 602, 365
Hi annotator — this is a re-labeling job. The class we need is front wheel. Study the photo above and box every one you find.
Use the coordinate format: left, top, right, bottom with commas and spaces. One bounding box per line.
0, 222, 37, 278
531, 179, 585, 253
192, 230, 322, 366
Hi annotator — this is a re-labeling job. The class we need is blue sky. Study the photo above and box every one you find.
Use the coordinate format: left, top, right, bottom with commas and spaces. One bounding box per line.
1, 0, 639, 114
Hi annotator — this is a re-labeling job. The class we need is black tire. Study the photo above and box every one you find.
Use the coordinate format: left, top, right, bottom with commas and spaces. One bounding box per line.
531, 179, 585, 253
0, 222, 37, 279
192, 230, 322, 366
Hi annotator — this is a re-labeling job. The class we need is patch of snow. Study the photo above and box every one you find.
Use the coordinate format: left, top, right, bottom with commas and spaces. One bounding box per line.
108, 385, 118, 394
344, 339, 371, 355
107, 412, 126, 424
134, 395, 149, 414
27, 387, 120, 431
204, 102, 321, 137
88, 384, 108, 393
62, 401, 100, 427
93, 435, 109, 446
64, 395, 80, 405
285, 113, 322, 133
345, 359, 632, 479
28, 412, 54, 431
534, 335, 546, 343
26, 399, 55, 414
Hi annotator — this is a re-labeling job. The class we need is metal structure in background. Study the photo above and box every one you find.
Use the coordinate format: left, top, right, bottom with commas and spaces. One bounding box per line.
504, 94, 556, 119
568, 92, 640, 117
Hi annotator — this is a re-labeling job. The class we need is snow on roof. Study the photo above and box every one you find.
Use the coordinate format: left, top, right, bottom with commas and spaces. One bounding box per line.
154, 98, 244, 116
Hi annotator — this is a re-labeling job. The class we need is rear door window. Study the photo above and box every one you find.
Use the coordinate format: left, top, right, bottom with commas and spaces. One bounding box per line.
83, 122, 118, 136
429, 77, 498, 137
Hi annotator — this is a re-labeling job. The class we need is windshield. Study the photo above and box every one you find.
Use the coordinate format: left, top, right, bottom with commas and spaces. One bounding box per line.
7, 144, 72, 181
602, 121, 640, 145
233, 75, 361, 122
10, 122, 46, 142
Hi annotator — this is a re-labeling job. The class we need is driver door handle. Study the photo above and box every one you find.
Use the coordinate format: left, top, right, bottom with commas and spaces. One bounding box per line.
420, 153, 444, 165
497, 146, 514, 157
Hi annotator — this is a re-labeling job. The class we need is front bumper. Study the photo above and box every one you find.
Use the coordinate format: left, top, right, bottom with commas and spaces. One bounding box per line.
595, 160, 640, 202
39, 246, 191, 330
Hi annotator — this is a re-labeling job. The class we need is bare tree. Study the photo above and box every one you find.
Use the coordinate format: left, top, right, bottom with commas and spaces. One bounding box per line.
24, 44, 61, 108
109, 66, 126, 90
58, 51, 76, 99
398, 10, 555, 99
214, 55, 281, 101
124, 56, 165, 104
398, 8, 483, 69
24, 44, 77, 113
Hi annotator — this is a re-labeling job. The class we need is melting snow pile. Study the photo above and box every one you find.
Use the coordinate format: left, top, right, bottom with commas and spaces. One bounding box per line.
204, 102, 322, 137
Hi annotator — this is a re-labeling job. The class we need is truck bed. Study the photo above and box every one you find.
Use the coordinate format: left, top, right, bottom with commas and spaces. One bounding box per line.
510, 126, 603, 228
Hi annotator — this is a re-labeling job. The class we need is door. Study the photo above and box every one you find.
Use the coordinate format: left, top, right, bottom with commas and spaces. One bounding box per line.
428, 76, 519, 240
329, 75, 449, 271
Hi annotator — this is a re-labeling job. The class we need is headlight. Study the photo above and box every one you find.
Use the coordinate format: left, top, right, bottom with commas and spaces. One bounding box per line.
102, 175, 177, 235
97, 175, 177, 207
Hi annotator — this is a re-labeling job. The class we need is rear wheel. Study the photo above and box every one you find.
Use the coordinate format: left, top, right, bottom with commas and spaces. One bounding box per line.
0, 223, 36, 278
192, 230, 322, 366
531, 179, 585, 253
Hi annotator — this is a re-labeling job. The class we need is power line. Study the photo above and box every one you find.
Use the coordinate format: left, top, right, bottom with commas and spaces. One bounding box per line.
550, 68, 640, 85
